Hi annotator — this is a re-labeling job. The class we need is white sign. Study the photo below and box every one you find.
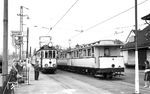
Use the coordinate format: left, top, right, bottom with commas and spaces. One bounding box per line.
11, 31, 22, 36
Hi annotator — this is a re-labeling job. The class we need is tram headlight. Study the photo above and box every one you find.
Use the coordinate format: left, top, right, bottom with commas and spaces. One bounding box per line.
45, 64, 48, 67
53, 64, 56, 67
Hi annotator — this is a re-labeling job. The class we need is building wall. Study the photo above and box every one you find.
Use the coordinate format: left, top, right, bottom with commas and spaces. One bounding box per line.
147, 49, 150, 62
122, 49, 150, 68
122, 51, 128, 64
127, 50, 135, 65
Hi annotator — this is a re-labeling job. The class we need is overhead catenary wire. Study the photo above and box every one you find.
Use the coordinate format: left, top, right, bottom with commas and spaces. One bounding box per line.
69, 0, 149, 41
115, 23, 147, 30
51, 0, 79, 31
84, 0, 149, 32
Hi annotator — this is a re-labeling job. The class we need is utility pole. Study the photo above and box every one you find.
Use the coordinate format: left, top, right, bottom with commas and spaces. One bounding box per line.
19, 6, 23, 60
134, 0, 140, 94
2, 0, 8, 85
26, 27, 29, 58
29, 47, 32, 57
17, 6, 29, 60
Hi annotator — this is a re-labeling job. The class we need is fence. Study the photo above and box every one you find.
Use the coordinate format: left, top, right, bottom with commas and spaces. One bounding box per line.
1, 60, 30, 94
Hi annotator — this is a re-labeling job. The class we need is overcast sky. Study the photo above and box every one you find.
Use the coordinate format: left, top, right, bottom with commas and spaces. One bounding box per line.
0, 0, 150, 54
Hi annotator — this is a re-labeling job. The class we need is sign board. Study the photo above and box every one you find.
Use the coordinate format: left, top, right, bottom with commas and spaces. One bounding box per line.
11, 31, 22, 36
39, 36, 52, 47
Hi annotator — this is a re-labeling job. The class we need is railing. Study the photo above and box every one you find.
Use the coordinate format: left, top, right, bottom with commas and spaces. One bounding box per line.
1, 61, 30, 94
1, 69, 18, 94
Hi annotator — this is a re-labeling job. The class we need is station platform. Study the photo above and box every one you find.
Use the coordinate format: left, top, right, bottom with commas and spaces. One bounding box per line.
15, 64, 66, 94
14, 64, 114, 94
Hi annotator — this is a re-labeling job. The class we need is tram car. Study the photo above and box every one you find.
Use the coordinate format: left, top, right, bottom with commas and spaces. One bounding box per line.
34, 45, 57, 73
57, 40, 125, 78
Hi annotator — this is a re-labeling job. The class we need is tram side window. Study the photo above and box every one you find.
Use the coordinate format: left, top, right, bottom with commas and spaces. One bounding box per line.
92, 47, 94, 57
77, 51, 79, 58
92, 47, 94, 53
88, 49, 91, 56
83, 49, 86, 57
79, 50, 82, 58
49, 51, 52, 58
71, 52, 73, 58
104, 48, 110, 56
73, 52, 75, 58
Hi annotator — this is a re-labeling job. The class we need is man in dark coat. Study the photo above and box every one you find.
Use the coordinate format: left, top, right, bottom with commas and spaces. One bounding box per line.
34, 63, 40, 80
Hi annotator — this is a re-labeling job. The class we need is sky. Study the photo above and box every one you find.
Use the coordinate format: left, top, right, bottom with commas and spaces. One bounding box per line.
0, 0, 150, 54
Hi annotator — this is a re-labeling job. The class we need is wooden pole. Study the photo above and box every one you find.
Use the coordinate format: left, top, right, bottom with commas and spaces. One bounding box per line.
2, 0, 8, 85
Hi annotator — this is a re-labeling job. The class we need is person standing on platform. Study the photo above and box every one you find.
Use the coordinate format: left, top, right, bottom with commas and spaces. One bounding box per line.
34, 62, 40, 80
144, 60, 150, 88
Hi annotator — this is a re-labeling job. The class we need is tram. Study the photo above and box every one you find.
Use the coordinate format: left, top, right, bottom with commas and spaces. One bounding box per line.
34, 45, 57, 73
57, 40, 125, 78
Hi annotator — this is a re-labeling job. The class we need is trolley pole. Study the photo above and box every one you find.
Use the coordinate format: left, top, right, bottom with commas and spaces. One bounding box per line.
2, 0, 8, 85
134, 0, 140, 94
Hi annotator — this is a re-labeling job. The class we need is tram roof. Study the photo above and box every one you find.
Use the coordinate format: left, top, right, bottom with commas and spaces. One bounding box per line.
64, 40, 123, 52
37, 45, 57, 52
80, 40, 123, 47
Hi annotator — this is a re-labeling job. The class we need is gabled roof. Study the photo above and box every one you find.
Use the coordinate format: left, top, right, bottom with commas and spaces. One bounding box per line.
141, 13, 150, 20
122, 25, 150, 50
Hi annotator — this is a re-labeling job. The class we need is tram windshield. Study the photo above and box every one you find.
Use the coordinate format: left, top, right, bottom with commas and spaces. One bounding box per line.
43, 50, 56, 58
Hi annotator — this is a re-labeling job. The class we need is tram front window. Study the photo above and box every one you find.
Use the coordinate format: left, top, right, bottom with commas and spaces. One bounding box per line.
104, 48, 110, 56
49, 51, 52, 58
45, 51, 48, 58
53, 51, 55, 58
